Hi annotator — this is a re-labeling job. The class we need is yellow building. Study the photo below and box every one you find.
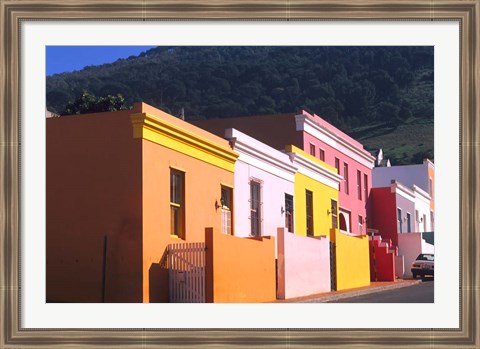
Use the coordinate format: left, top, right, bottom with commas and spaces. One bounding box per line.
286, 145, 370, 291
285, 145, 341, 238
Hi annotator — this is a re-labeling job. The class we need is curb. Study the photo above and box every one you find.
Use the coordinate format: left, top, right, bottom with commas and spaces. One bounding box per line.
295, 280, 422, 303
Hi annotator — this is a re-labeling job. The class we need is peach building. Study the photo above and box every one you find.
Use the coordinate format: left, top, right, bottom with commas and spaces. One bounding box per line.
46, 102, 238, 303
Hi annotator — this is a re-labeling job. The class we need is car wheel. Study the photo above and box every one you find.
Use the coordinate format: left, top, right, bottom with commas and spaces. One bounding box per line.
412, 272, 417, 279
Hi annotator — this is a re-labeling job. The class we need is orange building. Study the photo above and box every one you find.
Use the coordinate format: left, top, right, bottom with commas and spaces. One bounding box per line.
46, 102, 238, 303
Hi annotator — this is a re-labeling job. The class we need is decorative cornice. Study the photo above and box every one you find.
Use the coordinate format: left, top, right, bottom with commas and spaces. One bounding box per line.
412, 184, 431, 202
391, 180, 431, 204
230, 138, 297, 178
286, 145, 342, 189
295, 114, 376, 168
131, 112, 238, 172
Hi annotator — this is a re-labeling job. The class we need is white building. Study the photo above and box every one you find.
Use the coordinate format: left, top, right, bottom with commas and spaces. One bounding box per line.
224, 128, 297, 238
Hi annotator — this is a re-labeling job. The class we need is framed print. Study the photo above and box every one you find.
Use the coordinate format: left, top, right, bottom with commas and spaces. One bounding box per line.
1, 0, 478, 348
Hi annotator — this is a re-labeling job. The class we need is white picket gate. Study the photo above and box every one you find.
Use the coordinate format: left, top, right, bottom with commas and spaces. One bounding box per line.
168, 242, 206, 303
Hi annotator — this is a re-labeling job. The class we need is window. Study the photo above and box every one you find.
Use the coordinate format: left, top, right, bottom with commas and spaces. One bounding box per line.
250, 180, 261, 237
406, 212, 411, 232
221, 186, 232, 235
415, 210, 420, 231
397, 208, 402, 233
423, 214, 427, 232
170, 169, 185, 238
319, 148, 325, 161
363, 174, 368, 201
358, 215, 364, 234
309, 143, 316, 157
331, 199, 338, 229
357, 170, 362, 200
306, 190, 314, 236
334, 158, 340, 174
285, 194, 294, 233
343, 163, 349, 194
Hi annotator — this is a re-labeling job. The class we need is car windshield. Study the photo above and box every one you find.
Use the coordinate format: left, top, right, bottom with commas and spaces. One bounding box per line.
416, 254, 434, 261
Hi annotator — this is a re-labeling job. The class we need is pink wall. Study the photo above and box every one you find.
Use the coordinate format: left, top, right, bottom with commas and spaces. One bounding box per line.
398, 233, 434, 278
302, 132, 371, 235
395, 255, 405, 279
277, 228, 331, 299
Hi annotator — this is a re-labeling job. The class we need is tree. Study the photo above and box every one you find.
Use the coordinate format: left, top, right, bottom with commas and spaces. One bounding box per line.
61, 90, 128, 115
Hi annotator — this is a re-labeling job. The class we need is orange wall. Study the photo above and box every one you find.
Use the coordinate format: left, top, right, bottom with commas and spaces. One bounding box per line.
205, 228, 276, 303
428, 165, 435, 210
141, 140, 234, 303
47, 103, 236, 303
47, 109, 144, 302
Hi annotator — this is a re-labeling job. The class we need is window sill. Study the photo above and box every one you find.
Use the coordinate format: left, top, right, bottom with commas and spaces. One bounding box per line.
339, 230, 366, 237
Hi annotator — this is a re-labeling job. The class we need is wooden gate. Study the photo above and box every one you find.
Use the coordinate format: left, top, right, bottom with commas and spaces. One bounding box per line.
168, 242, 206, 303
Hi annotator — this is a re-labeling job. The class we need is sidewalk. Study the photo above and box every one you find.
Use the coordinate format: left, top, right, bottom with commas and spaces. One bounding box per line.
276, 279, 421, 303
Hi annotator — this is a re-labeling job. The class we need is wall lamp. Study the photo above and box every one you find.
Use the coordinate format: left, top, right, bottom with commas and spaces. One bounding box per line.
327, 207, 336, 215
281, 206, 285, 214
215, 198, 226, 210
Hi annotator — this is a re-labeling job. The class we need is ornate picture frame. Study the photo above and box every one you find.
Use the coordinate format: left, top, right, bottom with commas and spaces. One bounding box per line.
1, 0, 478, 348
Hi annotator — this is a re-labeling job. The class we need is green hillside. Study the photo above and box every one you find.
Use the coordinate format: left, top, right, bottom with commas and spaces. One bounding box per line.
46, 46, 434, 165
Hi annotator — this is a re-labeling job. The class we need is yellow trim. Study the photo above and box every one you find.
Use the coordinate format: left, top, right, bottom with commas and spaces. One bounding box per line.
131, 112, 239, 172
285, 144, 337, 173
170, 202, 181, 208
170, 234, 181, 239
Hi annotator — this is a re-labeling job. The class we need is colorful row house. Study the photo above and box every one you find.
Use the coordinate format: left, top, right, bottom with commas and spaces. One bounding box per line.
368, 159, 435, 280
223, 128, 297, 239
47, 102, 279, 303
282, 145, 340, 297
373, 159, 435, 228
194, 110, 374, 290
48, 102, 413, 303
222, 129, 335, 298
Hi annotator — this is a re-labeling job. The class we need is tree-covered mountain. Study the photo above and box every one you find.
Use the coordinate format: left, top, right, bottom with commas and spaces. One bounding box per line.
46, 46, 433, 165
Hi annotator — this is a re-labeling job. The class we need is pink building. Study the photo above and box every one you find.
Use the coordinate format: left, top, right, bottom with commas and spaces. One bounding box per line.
223, 128, 297, 239
193, 110, 376, 236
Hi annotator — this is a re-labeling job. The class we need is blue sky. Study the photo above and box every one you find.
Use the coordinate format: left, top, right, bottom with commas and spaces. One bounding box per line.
46, 46, 156, 76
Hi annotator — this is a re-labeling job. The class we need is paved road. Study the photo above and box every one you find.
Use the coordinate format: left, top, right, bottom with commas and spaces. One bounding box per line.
331, 279, 434, 303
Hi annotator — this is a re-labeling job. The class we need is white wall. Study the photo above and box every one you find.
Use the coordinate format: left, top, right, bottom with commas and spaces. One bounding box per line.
413, 188, 432, 232
226, 129, 296, 241
234, 159, 294, 239
373, 163, 428, 192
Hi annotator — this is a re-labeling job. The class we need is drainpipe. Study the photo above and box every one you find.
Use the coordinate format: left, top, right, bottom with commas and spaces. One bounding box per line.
101, 235, 107, 303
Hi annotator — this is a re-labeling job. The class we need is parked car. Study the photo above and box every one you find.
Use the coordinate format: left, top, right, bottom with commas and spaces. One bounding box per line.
411, 253, 434, 279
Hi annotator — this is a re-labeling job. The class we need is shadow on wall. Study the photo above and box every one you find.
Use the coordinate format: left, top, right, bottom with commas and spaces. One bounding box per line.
149, 247, 169, 303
